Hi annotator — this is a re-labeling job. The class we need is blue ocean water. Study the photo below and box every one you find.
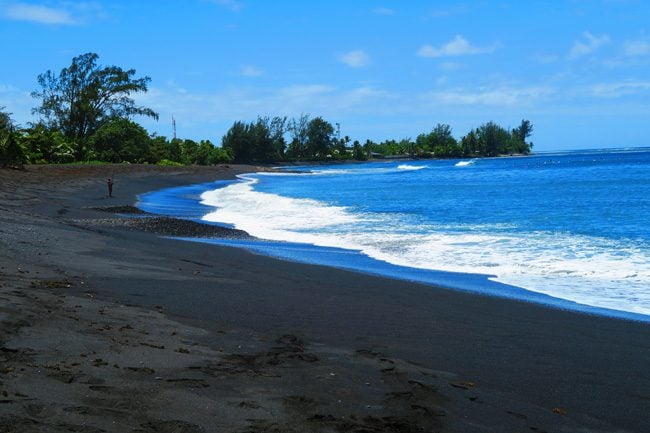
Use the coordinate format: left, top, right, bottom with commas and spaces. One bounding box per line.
139, 148, 650, 322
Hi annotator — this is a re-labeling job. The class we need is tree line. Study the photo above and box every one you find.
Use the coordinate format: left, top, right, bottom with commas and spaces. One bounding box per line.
221, 116, 533, 162
1, 53, 533, 168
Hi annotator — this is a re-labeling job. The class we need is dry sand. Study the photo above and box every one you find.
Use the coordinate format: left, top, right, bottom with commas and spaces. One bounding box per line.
0, 164, 649, 433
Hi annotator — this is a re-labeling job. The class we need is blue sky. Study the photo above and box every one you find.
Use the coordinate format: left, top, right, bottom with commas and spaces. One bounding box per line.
1, 0, 649, 151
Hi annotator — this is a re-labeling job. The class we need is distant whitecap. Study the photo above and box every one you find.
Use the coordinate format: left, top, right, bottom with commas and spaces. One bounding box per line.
397, 164, 426, 171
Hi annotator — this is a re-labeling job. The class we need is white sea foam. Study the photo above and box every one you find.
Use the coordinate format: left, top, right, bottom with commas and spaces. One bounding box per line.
362, 231, 650, 315
311, 166, 403, 176
201, 176, 650, 317
200, 177, 358, 237
455, 159, 476, 167
308, 169, 354, 175
397, 164, 426, 171
254, 171, 302, 177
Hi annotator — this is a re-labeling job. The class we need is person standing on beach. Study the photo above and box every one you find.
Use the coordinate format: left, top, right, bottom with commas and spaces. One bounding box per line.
107, 178, 114, 197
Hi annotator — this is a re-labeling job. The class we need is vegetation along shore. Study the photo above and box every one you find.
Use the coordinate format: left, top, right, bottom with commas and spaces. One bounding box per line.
2, 52, 533, 169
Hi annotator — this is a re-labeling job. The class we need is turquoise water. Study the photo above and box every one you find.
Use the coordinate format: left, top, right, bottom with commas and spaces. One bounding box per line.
139, 148, 650, 322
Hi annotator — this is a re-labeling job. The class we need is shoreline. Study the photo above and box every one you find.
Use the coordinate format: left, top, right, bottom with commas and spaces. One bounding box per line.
178, 235, 650, 325
1, 164, 649, 432
177, 162, 650, 324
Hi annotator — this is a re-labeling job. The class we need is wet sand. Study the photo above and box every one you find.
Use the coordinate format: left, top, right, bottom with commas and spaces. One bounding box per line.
1, 164, 649, 432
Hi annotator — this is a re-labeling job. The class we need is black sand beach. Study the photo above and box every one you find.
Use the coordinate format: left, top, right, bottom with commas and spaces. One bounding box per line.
1, 164, 649, 432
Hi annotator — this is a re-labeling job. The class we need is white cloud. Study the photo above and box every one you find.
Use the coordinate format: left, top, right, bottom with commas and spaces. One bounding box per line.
371, 7, 395, 16
426, 86, 555, 106
4, 2, 76, 24
133, 78, 645, 145
0, 84, 20, 93
440, 61, 463, 71
587, 81, 650, 98
2, 2, 108, 25
339, 50, 370, 68
426, 6, 470, 18
623, 40, 650, 57
240, 65, 264, 77
209, 0, 244, 12
135, 82, 396, 138
569, 31, 610, 59
532, 53, 559, 64
417, 35, 498, 58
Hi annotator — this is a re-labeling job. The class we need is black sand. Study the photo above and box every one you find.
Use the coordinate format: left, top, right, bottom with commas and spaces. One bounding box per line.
1, 164, 648, 432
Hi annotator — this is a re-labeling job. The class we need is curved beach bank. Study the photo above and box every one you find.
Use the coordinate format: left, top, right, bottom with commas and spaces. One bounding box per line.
140, 171, 650, 323
1, 164, 649, 432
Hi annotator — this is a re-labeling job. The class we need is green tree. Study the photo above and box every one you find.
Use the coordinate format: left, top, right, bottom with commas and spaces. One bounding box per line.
399, 138, 415, 157
207, 143, 233, 164
287, 114, 310, 159
21, 123, 75, 163
250, 119, 275, 162
0, 131, 26, 168
416, 123, 459, 157
167, 138, 183, 163
366, 138, 413, 157
89, 117, 152, 163
511, 119, 534, 154
257, 116, 287, 161
363, 139, 374, 158
195, 140, 212, 165
149, 135, 170, 163
512, 119, 533, 143
414, 133, 431, 155
352, 140, 366, 161
377, 139, 400, 156
476, 121, 511, 156
222, 121, 252, 163
0, 107, 10, 133
222, 117, 288, 163
0, 107, 12, 143
333, 135, 351, 159
306, 117, 335, 159
0, 108, 27, 168
460, 129, 479, 156
31, 53, 158, 159
180, 139, 200, 164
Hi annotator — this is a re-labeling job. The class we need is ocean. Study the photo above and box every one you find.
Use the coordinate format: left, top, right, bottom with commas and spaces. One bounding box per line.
138, 148, 650, 322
